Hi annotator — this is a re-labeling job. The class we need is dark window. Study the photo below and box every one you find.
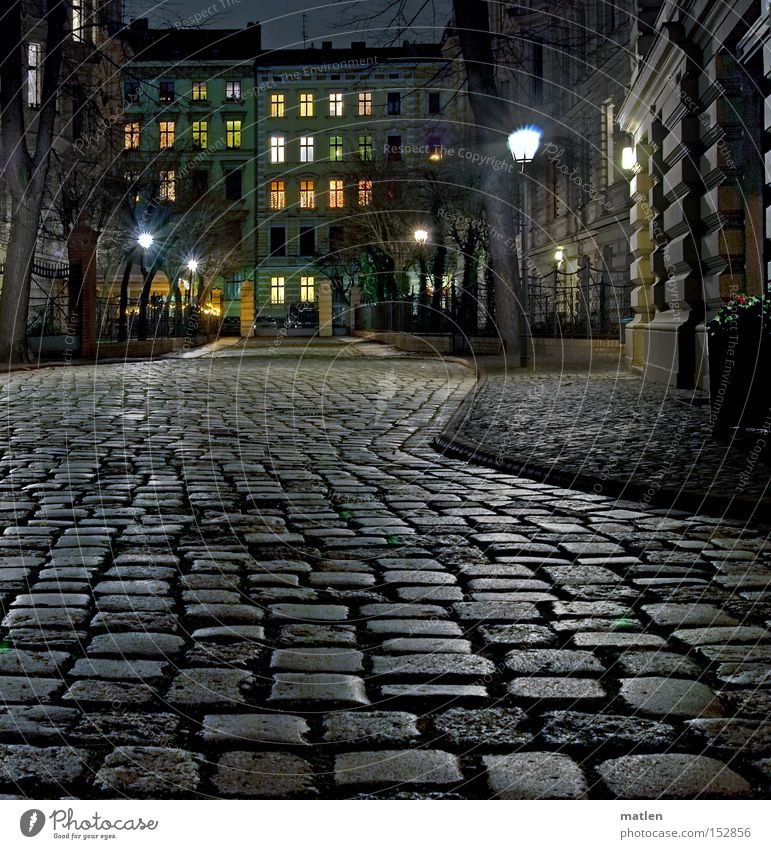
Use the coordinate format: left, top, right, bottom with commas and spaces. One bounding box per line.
224, 272, 242, 301
428, 92, 440, 114
225, 168, 242, 200
299, 226, 315, 256
72, 90, 85, 141
192, 170, 209, 198
159, 81, 175, 103
124, 80, 141, 102
329, 225, 344, 252
270, 226, 287, 256
387, 92, 401, 115
387, 134, 402, 161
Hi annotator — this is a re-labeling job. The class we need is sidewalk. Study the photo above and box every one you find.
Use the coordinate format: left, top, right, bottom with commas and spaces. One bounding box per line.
434, 350, 770, 521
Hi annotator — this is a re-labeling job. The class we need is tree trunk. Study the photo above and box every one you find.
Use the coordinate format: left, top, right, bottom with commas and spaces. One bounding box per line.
0, 191, 45, 364
452, 0, 521, 352
118, 248, 137, 342
431, 241, 446, 331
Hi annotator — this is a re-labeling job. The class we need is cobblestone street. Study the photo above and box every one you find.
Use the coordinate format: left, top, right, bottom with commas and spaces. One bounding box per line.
0, 340, 770, 799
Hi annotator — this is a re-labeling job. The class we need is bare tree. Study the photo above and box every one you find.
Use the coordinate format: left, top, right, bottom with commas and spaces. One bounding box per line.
0, 1, 68, 364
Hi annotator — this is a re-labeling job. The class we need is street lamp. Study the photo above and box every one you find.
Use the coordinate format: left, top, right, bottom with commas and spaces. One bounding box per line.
137, 232, 154, 249
186, 258, 200, 308
414, 229, 429, 245
414, 230, 430, 321
508, 126, 542, 368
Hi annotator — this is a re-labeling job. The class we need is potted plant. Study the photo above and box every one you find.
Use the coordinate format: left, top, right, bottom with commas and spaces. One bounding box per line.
707, 293, 771, 439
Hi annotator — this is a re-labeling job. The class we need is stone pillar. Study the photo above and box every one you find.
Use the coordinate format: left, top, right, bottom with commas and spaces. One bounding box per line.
318, 281, 333, 337
67, 223, 99, 358
240, 280, 254, 338
349, 285, 362, 331
625, 141, 655, 369
211, 288, 222, 317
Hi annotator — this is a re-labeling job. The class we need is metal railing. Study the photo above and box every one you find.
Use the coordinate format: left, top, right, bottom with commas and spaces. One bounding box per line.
527, 259, 634, 339
96, 298, 218, 342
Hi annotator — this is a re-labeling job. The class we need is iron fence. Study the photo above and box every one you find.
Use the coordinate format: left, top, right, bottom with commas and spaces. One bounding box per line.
96, 298, 218, 342
528, 259, 634, 339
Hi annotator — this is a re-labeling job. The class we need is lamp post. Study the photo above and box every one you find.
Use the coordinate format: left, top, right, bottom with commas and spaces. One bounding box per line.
508, 126, 542, 368
187, 259, 199, 309
136, 232, 155, 341
414, 230, 430, 327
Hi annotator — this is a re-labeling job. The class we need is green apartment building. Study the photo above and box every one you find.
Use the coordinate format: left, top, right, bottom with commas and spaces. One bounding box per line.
121, 23, 449, 334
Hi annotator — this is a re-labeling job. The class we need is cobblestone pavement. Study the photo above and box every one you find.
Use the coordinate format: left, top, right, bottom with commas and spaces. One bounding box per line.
439, 362, 770, 518
0, 339, 770, 800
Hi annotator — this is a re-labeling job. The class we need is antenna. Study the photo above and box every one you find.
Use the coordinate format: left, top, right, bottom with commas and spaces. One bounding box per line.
302, 13, 308, 49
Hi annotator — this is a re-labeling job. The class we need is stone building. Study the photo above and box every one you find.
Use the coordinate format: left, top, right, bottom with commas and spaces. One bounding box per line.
490, 1, 635, 337
253, 42, 450, 331
619, 0, 769, 389
0, 1, 125, 309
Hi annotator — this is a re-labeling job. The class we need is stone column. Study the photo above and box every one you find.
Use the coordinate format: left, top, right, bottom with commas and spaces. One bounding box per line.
240, 280, 255, 338
625, 140, 655, 369
67, 223, 99, 358
211, 288, 223, 317
318, 281, 333, 337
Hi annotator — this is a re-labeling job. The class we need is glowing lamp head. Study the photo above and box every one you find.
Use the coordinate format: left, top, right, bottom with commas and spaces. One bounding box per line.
621, 146, 637, 170
508, 126, 542, 167
187, 259, 199, 273
137, 233, 154, 249
554, 248, 564, 263
414, 229, 429, 245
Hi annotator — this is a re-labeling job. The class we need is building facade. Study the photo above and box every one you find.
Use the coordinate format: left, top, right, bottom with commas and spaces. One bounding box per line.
619, 0, 768, 388
117, 28, 450, 334
491, 1, 635, 336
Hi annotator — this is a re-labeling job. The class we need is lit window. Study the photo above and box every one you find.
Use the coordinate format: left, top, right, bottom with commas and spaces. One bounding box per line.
270, 277, 285, 304
427, 135, 443, 161
72, 0, 83, 42
387, 92, 401, 115
300, 136, 314, 163
270, 93, 285, 118
124, 121, 140, 150
159, 121, 175, 149
329, 179, 344, 209
26, 43, 41, 108
192, 81, 208, 101
270, 180, 286, 209
329, 92, 343, 117
329, 136, 343, 162
226, 119, 242, 149
159, 170, 175, 202
357, 91, 372, 116
159, 81, 175, 103
299, 179, 315, 209
299, 92, 315, 117
358, 179, 373, 206
270, 135, 285, 163
191, 120, 208, 150
226, 80, 241, 101
300, 276, 315, 301
358, 135, 373, 160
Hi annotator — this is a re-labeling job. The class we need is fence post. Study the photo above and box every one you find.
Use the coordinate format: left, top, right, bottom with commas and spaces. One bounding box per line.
240, 280, 255, 338
349, 285, 361, 332
318, 282, 333, 337
579, 255, 591, 335
600, 265, 610, 335
67, 223, 99, 357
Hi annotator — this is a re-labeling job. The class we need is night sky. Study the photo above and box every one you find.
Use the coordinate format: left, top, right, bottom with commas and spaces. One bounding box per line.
125, 0, 452, 48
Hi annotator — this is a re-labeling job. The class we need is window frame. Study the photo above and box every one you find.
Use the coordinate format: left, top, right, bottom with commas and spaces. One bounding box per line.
159, 169, 176, 202
329, 92, 343, 117
299, 135, 315, 163
226, 119, 242, 150
192, 81, 208, 102
159, 120, 175, 150
225, 80, 242, 102
299, 179, 316, 210
299, 92, 315, 118
357, 91, 372, 116
328, 178, 345, 209
159, 80, 175, 103
124, 121, 141, 150
387, 92, 401, 116
358, 134, 373, 161
269, 179, 286, 210
270, 276, 285, 305
26, 42, 42, 108
300, 276, 315, 301
358, 179, 373, 206
191, 120, 208, 150
329, 135, 344, 162
270, 92, 286, 118
270, 135, 286, 164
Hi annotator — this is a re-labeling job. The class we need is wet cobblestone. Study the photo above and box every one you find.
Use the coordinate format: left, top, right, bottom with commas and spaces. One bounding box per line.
0, 340, 769, 798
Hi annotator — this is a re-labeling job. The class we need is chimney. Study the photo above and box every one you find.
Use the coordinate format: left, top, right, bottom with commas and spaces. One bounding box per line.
321, 40, 333, 50
246, 20, 262, 49
130, 17, 149, 32
351, 41, 366, 49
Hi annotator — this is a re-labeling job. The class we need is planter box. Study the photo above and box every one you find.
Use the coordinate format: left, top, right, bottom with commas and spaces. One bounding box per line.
709, 322, 771, 438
